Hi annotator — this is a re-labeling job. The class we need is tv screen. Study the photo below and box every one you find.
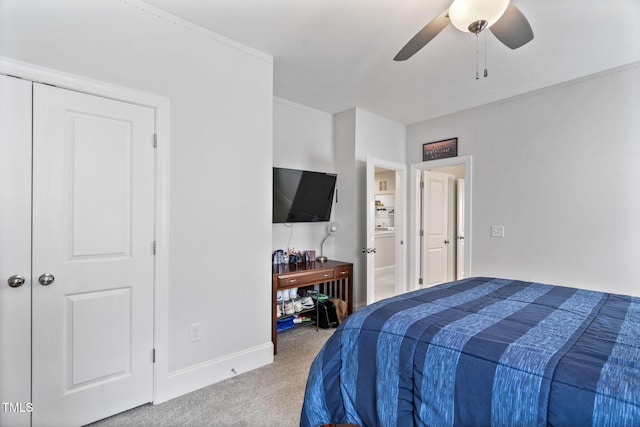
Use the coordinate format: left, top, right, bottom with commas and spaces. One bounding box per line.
273, 167, 337, 223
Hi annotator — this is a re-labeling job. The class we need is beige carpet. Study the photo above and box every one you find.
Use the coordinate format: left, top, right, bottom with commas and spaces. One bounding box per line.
90, 326, 335, 427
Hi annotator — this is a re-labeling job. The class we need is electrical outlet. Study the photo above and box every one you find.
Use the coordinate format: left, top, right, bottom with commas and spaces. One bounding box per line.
189, 323, 202, 342
491, 225, 505, 238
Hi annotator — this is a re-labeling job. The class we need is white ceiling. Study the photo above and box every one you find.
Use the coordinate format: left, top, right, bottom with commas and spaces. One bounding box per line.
3, 0, 636, 126
140, 0, 640, 124
141, 0, 640, 124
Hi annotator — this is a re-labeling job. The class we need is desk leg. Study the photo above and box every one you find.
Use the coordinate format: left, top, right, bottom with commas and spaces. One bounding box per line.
272, 277, 278, 355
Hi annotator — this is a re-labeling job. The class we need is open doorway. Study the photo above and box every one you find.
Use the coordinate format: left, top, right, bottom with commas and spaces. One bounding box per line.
365, 157, 406, 305
373, 167, 398, 301
410, 156, 472, 291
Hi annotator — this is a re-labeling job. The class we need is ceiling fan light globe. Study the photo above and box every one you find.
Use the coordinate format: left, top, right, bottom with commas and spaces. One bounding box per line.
449, 0, 510, 33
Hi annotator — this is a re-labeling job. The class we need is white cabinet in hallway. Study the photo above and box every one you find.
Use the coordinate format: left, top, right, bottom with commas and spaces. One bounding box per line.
375, 231, 396, 270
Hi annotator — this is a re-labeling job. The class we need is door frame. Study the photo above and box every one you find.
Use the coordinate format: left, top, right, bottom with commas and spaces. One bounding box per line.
409, 155, 472, 291
366, 155, 407, 305
0, 57, 172, 404
456, 178, 465, 279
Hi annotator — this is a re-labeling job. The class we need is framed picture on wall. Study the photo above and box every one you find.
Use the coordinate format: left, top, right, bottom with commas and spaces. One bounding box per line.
423, 137, 458, 161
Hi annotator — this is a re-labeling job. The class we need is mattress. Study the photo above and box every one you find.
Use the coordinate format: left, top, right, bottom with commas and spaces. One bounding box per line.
300, 277, 640, 426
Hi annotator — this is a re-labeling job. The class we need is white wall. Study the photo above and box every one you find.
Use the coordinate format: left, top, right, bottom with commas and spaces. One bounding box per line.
407, 62, 640, 296
333, 109, 359, 287
334, 108, 406, 307
0, 0, 273, 402
272, 97, 336, 256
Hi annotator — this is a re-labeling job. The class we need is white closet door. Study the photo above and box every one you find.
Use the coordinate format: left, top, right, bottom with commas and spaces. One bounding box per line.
423, 171, 450, 286
0, 75, 32, 427
31, 84, 156, 426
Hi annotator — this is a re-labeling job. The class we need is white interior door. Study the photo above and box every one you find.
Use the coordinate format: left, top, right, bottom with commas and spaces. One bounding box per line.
422, 171, 451, 286
456, 179, 465, 279
411, 158, 471, 292
31, 84, 156, 425
0, 75, 32, 427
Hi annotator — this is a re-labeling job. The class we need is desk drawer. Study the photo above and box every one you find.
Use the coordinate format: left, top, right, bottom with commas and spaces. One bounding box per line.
336, 265, 352, 278
276, 269, 335, 288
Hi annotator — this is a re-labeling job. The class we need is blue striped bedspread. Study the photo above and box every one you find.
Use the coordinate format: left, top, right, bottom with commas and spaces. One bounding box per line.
300, 277, 640, 426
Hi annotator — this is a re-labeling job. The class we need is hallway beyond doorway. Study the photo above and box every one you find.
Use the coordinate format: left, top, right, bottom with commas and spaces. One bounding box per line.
374, 267, 396, 302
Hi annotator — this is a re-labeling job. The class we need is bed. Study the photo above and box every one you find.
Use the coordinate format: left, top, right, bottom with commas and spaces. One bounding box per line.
300, 277, 640, 426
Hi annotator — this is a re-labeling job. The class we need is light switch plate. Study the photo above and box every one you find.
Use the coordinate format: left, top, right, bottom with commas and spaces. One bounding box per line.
491, 225, 505, 238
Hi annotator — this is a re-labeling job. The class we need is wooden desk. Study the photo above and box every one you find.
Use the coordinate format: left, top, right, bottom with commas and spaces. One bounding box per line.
272, 260, 353, 354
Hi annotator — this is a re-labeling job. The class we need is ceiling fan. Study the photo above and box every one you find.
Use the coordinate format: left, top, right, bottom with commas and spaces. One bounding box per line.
394, 0, 533, 61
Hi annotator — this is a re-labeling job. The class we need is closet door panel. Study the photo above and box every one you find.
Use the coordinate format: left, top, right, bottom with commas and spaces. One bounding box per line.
0, 75, 32, 426
31, 84, 156, 426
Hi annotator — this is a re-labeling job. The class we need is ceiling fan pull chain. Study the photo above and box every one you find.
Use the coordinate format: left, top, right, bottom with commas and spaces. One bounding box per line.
484, 30, 488, 78
475, 33, 480, 80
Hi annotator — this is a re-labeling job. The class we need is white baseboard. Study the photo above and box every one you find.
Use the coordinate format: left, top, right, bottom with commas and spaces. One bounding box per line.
155, 342, 274, 404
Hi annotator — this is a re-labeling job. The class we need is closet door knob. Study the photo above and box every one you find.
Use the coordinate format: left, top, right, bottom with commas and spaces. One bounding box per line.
39, 273, 55, 286
7, 275, 26, 288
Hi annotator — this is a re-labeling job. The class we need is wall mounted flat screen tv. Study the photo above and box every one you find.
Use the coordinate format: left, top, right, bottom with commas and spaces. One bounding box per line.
273, 167, 337, 223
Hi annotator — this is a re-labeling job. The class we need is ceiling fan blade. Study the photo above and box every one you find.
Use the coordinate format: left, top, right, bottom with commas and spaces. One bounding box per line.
394, 10, 450, 61
489, 3, 534, 49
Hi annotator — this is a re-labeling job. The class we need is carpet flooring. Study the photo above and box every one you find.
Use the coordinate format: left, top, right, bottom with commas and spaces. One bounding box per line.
90, 325, 334, 427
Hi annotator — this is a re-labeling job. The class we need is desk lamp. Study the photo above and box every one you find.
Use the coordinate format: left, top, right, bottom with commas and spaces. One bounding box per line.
316, 222, 339, 263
